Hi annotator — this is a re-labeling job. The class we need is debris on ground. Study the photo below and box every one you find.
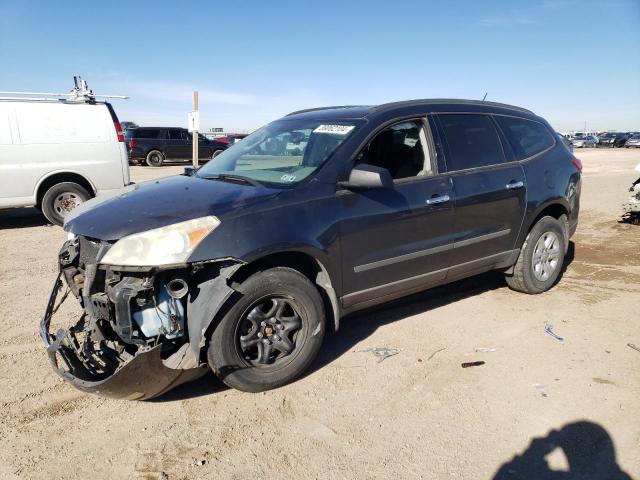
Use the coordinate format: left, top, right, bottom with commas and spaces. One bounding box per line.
358, 347, 399, 363
427, 347, 446, 361
475, 347, 497, 353
627, 343, 640, 353
461, 361, 485, 368
532, 383, 548, 397
544, 323, 564, 341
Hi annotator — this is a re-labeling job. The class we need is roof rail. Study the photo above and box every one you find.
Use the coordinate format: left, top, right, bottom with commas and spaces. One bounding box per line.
370, 98, 534, 114
286, 105, 366, 116
0, 76, 128, 103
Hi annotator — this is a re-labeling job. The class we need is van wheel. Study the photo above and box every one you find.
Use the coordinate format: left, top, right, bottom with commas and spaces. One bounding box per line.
41, 182, 90, 226
145, 150, 164, 167
505, 216, 566, 294
208, 267, 325, 392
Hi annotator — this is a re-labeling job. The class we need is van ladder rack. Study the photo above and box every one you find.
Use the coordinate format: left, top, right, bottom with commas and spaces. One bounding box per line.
0, 76, 128, 103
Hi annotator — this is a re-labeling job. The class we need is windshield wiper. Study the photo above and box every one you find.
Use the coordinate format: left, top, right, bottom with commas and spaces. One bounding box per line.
200, 174, 261, 187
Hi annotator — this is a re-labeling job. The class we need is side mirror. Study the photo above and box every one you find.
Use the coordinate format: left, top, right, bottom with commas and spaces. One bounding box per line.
184, 167, 195, 176
339, 164, 393, 190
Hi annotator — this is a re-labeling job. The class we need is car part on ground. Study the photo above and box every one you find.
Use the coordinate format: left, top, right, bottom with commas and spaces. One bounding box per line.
621, 163, 640, 224
41, 98, 581, 399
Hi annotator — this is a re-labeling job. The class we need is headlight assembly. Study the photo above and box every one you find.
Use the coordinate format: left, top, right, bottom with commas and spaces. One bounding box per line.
100, 216, 220, 267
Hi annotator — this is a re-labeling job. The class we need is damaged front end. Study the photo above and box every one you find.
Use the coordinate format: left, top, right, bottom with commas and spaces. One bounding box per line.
40, 236, 241, 400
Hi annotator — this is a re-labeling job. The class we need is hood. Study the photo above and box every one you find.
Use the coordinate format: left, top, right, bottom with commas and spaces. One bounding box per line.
64, 175, 281, 240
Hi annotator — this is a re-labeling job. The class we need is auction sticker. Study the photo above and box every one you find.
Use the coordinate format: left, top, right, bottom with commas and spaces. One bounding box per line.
313, 124, 355, 135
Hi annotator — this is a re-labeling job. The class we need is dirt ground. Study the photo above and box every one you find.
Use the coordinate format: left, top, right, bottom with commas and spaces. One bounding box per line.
0, 149, 639, 479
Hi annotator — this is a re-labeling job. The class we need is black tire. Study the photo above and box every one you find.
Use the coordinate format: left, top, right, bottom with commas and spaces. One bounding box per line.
145, 149, 164, 167
208, 267, 325, 392
505, 216, 566, 294
41, 182, 91, 226
212, 149, 224, 158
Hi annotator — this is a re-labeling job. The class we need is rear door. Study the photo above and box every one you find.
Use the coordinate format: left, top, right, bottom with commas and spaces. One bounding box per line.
338, 118, 455, 309
164, 128, 190, 160
434, 113, 526, 277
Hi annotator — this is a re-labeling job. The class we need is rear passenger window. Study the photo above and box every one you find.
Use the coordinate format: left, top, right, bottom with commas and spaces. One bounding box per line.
437, 114, 504, 171
168, 129, 183, 140
135, 129, 161, 139
494, 116, 555, 160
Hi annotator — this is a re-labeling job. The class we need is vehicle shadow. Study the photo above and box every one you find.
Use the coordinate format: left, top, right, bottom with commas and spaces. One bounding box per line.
154, 241, 575, 401
492, 420, 631, 479
309, 241, 575, 377
0, 207, 50, 229
150, 371, 229, 402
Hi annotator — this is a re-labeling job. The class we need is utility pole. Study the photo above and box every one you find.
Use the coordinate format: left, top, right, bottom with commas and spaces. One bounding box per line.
192, 90, 199, 169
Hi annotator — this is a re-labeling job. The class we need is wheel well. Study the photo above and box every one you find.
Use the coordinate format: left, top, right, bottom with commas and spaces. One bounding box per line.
230, 252, 340, 331
36, 173, 95, 208
533, 203, 568, 224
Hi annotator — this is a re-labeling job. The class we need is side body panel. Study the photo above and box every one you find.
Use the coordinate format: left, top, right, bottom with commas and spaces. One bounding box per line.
0, 101, 127, 207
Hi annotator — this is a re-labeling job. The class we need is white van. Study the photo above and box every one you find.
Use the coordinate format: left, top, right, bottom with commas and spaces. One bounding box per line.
0, 96, 130, 225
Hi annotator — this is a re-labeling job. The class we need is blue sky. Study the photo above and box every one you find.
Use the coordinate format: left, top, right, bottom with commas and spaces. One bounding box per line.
1, 0, 638, 132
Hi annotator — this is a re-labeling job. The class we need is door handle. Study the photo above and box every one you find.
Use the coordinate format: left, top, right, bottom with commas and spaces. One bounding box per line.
426, 194, 450, 205
506, 181, 524, 190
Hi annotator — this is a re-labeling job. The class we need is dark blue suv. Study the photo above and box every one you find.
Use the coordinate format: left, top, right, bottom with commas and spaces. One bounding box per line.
42, 99, 581, 399
125, 127, 228, 166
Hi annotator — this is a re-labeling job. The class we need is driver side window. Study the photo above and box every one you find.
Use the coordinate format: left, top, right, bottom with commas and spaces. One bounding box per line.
355, 120, 431, 180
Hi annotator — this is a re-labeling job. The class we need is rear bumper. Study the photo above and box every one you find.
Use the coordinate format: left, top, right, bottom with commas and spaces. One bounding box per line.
40, 273, 206, 400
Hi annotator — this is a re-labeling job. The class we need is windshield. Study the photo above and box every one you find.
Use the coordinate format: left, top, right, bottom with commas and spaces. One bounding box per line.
196, 119, 361, 186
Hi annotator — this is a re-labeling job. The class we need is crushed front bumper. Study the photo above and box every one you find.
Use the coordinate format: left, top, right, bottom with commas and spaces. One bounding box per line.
40, 273, 206, 400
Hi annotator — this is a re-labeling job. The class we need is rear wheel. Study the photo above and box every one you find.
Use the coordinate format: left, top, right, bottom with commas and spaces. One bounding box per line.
212, 149, 224, 158
208, 267, 325, 392
41, 182, 90, 226
145, 150, 164, 167
505, 216, 566, 294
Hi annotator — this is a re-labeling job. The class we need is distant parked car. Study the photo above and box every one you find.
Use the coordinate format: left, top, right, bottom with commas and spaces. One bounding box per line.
125, 127, 228, 166
121, 121, 138, 130
212, 133, 249, 146
598, 132, 629, 148
572, 136, 598, 148
625, 134, 640, 148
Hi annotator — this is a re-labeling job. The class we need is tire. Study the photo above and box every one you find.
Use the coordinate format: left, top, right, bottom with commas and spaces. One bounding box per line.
505, 216, 566, 294
145, 150, 164, 167
212, 149, 224, 158
208, 267, 326, 392
41, 182, 91, 226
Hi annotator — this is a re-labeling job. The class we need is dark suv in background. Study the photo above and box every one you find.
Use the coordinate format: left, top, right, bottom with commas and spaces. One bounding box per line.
43, 99, 581, 399
598, 132, 629, 148
125, 127, 228, 166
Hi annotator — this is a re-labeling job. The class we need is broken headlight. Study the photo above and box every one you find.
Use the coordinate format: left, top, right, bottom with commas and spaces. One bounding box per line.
100, 216, 220, 267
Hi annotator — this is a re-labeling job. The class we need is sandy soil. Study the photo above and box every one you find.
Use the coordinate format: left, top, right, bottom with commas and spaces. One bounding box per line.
0, 149, 638, 479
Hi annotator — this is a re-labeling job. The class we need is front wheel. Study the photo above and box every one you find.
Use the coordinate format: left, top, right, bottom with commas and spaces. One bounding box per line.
208, 267, 325, 392
505, 216, 566, 294
41, 182, 91, 226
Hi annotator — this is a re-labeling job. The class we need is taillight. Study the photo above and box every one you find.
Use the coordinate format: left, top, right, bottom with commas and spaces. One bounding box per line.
128, 139, 137, 150
114, 121, 125, 142
571, 157, 583, 172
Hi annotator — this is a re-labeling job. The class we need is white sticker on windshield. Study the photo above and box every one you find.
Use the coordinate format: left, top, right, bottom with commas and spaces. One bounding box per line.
281, 174, 296, 182
313, 124, 355, 135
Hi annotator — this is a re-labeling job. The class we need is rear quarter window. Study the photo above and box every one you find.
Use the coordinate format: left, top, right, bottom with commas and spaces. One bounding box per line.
494, 116, 555, 160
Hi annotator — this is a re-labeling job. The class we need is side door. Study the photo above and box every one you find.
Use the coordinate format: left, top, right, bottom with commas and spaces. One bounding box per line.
338, 118, 455, 309
164, 128, 189, 160
433, 113, 526, 279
